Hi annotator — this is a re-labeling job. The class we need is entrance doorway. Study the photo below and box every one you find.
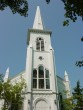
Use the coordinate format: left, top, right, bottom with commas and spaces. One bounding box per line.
35, 100, 49, 110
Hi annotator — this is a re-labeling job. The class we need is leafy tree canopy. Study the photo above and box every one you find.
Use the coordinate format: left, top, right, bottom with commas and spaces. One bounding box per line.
62, 81, 83, 110
0, 0, 28, 17
0, 76, 26, 110
45, 0, 83, 26
73, 81, 83, 108
62, 97, 75, 110
76, 60, 83, 67
62, 0, 83, 26
76, 38, 83, 67
45, 0, 83, 66
0, 0, 83, 24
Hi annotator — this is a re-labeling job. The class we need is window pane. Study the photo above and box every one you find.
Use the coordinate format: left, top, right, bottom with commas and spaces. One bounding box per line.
45, 69, 49, 78
33, 69, 37, 78
39, 66, 44, 78
46, 79, 50, 89
41, 47, 44, 51
36, 38, 44, 51
41, 40, 44, 51
39, 79, 44, 89
36, 41, 40, 50
33, 79, 37, 88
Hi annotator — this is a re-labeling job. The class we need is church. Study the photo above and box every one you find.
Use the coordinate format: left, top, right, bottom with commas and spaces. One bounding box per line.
2, 6, 71, 110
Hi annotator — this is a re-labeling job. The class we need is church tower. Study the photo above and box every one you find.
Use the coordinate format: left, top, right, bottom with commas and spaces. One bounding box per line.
24, 6, 58, 110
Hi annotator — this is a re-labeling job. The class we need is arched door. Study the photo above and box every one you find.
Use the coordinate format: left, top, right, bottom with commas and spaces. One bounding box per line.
35, 100, 49, 110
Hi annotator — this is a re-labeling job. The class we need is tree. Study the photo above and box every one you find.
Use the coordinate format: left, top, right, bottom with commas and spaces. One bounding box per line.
45, 0, 83, 66
45, 0, 83, 26
75, 38, 83, 67
73, 81, 83, 109
0, 74, 3, 82
0, 76, 26, 110
62, 81, 83, 110
62, 0, 83, 26
46, 0, 50, 4
76, 60, 83, 67
1, 0, 83, 24
62, 97, 74, 110
61, 0, 83, 65
0, 0, 28, 17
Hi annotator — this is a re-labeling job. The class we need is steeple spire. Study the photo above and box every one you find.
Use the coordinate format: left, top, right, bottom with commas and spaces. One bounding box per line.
3, 67, 9, 82
64, 70, 69, 81
33, 6, 44, 30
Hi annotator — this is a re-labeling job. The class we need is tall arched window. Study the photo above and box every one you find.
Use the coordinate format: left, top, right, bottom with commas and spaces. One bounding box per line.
33, 69, 37, 88
38, 66, 44, 89
36, 37, 44, 51
33, 66, 50, 89
45, 69, 50, 89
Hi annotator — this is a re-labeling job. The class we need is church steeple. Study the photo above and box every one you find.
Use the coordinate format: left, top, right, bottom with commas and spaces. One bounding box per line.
25, 6, 58, 110
33, 6, 44, 30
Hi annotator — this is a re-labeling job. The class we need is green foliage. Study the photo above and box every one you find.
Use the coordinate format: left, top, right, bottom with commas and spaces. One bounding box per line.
0, 82, 3, 98
76, 60, 83, 67
75, 37, 83, 67
62, 81, 83, 110
0, 78, 26, 110
45, 0, 83, 25
73, 81, 83, 109
62, 97, 75, 110
46, 0, 50, 4
0, 0, 28, 17
0, 74, 3, 82
45, 0, 83, 65
62, 0, 83, 26
0, 74, 3, 98
63, 20, 69, 26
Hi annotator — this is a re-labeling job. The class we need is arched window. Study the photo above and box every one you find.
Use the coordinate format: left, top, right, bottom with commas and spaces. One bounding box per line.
36, 37, 44, 51
33, 66, 50, 89
39, 66, 44, 78
45, 69, 50, 89
33, 69, 37, 78
38, 66, 44, 89
33, 69, 37, 88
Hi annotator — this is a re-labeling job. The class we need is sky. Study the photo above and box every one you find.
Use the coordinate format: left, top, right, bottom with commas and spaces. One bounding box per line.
0, 0, 83, 90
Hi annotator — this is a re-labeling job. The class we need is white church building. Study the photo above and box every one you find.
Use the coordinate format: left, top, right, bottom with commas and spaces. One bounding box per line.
2, 6, 71, 110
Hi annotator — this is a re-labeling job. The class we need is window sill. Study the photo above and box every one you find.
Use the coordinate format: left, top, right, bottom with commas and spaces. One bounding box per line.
32, 89, 51, 91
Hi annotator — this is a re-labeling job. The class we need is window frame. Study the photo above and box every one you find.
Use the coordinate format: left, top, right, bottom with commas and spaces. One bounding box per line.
36, 37, 44, 51
33, 66, 50, 90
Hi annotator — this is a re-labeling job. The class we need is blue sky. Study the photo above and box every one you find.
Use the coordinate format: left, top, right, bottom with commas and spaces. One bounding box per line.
0, 0, 83, 89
